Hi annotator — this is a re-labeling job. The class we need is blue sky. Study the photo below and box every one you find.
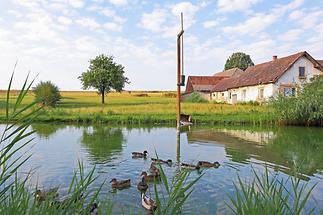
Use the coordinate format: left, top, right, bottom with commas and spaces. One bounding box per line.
0, 0, 322, 90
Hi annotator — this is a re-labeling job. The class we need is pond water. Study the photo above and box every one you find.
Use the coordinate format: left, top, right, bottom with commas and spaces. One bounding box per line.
1, 124, 323, 214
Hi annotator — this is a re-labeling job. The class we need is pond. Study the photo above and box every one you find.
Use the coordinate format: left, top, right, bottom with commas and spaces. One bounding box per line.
1, 124, 323, 214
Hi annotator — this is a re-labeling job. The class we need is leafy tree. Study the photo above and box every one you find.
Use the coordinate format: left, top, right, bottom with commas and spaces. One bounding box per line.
79, 54, 129, 104
33, 81, 61, 107
224, 52, 254, 71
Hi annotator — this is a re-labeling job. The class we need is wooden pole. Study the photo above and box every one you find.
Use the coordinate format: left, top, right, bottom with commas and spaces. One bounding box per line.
176, 13, 184, 129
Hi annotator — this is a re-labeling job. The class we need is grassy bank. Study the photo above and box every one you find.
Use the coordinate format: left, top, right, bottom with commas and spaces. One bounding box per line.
0, 91, 273, 125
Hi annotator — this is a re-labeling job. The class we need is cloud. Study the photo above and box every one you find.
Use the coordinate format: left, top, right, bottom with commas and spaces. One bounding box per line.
103, 22, 122, 31
139, 9, 167, 32
139, 2, 199, 37
68, 0, 84, 8
203, 20, 219, 28
278, 29, 303, 42
217, 0, 261, 12
75, 18, 100, 29
57, 16, 72, 25
109, 0, 127, 7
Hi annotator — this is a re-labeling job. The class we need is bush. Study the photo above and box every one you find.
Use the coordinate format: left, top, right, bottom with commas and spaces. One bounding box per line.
184, 92, 208, 103
270, 76, 323, 125
33, 81, 61, 107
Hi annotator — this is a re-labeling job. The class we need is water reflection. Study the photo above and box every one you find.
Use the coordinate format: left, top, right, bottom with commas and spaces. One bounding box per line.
187, 126, 323, 179
80, 126, 125, 163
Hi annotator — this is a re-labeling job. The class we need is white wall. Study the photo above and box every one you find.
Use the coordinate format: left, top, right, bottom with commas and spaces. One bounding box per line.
211, 56, 322, 103
274, 56, 322, 95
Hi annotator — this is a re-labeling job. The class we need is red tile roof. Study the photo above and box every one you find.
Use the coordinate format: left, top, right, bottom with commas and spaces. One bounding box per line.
213, 68, 244, 77
185, 76, 228, 93
213, 51, 321, 92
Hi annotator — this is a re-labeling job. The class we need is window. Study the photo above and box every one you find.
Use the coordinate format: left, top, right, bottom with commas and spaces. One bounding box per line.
299, 67, 305, 78
242, 90, 246, 101
258, 88, 264, 99
221, 93, 224, 96
284, 87, 296, 96
229, 92, 231, 99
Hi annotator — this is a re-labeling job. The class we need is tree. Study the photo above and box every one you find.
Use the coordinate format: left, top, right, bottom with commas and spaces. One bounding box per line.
224, 52, 254, 71
33, 81, 61, 107
79, 54, 129, 104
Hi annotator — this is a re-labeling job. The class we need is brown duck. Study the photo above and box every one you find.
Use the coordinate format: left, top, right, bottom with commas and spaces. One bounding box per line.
149, 163, 160, 175
110, 178, 131, 189
181, 163, 200, 170
141, 171, 161, 182
198, 161, 220, 168
132, 150, 148, 158
35, 187, 59, 201
137, 177, 148, 192
151, 158, 173, 165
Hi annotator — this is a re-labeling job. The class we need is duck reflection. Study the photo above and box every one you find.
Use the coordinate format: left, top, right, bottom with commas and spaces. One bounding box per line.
80, 126, 125, 163
187, 126, 323, 179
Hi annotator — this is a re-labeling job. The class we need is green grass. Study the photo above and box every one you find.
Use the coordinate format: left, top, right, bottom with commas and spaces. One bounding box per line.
0, 91, 274, 125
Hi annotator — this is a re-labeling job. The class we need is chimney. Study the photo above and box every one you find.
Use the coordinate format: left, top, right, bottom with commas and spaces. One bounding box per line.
272, 55, 277, 61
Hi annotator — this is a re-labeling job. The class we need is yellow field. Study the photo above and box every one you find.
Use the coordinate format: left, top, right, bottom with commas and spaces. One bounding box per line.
0, 91, 272, 124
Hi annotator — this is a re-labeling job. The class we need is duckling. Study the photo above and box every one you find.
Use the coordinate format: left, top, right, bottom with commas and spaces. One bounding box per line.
141, 193, 157, 211
137, 177, 148, 192
198, 161, 220, 168
35, 187, 59, 201
149, 163, 160, 175
132, 150, 148, 158
181, 163, 200, 170
141, 171, 161, 182
110, 178, 131, 189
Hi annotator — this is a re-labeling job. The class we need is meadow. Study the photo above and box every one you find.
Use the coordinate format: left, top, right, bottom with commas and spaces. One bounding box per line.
0, 91, 273, 125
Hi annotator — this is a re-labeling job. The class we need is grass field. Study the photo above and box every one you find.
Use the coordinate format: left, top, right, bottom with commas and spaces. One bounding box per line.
0, 91, 274, 125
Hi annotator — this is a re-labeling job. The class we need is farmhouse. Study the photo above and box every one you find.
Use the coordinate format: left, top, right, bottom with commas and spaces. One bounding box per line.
184, 51, 323, 104
183, 68, 243, 101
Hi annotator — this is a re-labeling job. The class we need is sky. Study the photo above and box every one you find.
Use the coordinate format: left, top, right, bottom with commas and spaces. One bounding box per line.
0, 0, 322, 91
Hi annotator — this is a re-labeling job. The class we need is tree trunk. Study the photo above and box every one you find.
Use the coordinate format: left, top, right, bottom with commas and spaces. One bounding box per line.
101, 92, 105, 104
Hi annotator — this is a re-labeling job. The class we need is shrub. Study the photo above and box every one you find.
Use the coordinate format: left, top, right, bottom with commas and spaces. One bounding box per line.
184, 92, 208, 103
270, 76, 323, 125
33, 81, 61, 107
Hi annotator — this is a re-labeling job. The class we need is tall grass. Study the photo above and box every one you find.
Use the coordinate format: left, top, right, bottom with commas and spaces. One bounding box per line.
228, 167, 317, 215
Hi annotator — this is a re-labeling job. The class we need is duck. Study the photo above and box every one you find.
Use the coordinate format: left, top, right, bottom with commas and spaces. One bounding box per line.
132, 150, 148, 158
197, 161, 220, 168
141, 171, 161, 182
149, 163, 160, 175
181, 163, 200, 170
151, 158, 173, 166
141, 193, 157, 211
137, 177, 148, 192
90, 202, 98, 215
110, 178, 131, 189
35, 187, 59, 201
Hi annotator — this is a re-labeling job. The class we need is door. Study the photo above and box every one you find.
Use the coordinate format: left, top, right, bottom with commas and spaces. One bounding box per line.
232, 94, 237, 104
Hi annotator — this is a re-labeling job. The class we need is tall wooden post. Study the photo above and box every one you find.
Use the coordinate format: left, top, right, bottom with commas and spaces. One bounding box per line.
176, 13, 184, 129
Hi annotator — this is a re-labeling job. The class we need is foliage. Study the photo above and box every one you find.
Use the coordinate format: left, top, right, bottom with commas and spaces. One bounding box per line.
224, 52, 254, 71
184, 92, 208, 103
79, 54, 129, 104
228, 167, 316, 215
271, 76, 323, 125
33, 81, 61, 107
153, 154, 203, 214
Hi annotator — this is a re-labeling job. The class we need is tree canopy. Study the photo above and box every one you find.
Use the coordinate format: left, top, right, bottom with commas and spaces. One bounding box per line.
33, 81, 61, 107
224, 52, 254, 71
79, 54, 129, 104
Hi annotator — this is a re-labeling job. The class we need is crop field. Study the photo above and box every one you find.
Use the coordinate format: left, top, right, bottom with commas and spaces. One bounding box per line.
0, 91, 273, 124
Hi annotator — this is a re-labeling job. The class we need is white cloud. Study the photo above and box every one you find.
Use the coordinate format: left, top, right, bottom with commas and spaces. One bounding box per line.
109, 0, 127, 7
203, 20, 219, 29
75, 18, 100, 29
217, 0, 261, 12
68, 0, 84, 8
278, 29, 303, 41
103, 22, 122, 31
57, 16, 72, 25
223, 13, 277, 35
139, 9, 167, 32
